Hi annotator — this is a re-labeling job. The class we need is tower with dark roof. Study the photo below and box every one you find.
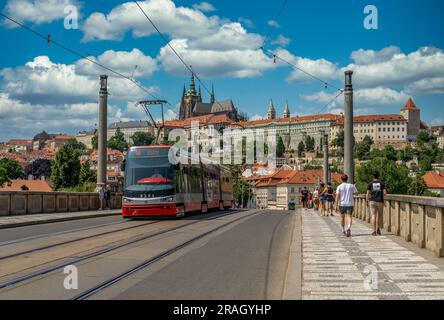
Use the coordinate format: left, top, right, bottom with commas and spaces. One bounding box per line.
179, 73, 201, 119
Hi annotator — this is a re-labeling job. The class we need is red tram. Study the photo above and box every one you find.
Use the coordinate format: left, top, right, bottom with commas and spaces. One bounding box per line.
121, 146, 233, 218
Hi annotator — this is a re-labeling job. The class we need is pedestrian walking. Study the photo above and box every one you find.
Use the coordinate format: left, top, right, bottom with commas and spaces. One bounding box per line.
301, 187, 309, 210
318, 183, 327, 216
313, 188, 319, 210
366, 171, 387, 236
308, 191, 313, 209
105, 187, 111, 209
326, 182, 335, 216
96, 184, 105, 211
334, 174, 358, 237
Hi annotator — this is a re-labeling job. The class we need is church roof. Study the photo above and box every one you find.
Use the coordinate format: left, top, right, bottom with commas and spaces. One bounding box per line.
211, 100, 235, 113
193, 103, 213, 115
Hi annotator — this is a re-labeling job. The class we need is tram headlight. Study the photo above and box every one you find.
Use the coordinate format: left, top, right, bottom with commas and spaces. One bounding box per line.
123, 197, 131, 203
165, 196, 174, 202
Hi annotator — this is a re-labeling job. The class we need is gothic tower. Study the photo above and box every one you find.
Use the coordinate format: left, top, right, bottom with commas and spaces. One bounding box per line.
267, 99, 276, 120
283, 100, 290, 118
179, 73, 201, 119
400, 97, 421, 139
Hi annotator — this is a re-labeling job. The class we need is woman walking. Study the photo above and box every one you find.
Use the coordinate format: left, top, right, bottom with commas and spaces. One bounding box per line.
319, 183, 328, 216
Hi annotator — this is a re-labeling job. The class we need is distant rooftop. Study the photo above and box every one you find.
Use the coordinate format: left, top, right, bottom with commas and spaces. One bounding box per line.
108, 120, 152, 129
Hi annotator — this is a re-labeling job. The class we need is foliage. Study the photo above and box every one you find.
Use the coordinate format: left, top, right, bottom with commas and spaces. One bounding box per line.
277, 135, 285, 157
355, 157, 411, 194
50, 145, 81, 191
355, 135, 373, 160
131, 131, 156, 147
79, 161, 96, 185
227, 165, 250, 207
297, 141, 305, 157
416, 131, 430, 144
91, 135, 98, 150
407, 176, 428, 196
0, 158, 26, 186
304, 164, 322, 170
418, 155, 433, 173
107, 128, 129, 152
305, 135, 315, 152
25, 159, 51, 180
66, 138, 86, 151
60, 182, 97, 192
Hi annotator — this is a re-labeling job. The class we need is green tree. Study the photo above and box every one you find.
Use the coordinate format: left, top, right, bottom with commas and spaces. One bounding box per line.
355, 157, 411, 194
416, 131, 430, 144
407, 176, 428, 196
50, 145, 81, 190
355, 135, 373, 160
297, 141, 305, 157
131, 131, 156, 147
397, 145, 414, 162
277, 136, 285, 157
305, 135, 315, 152
66, 138, 86, 151
79, 161, 96, 184
91, 135, 98, 150
382, 145, 397, 161
108, 128, 129, 152
0, 158, 26, 186
419, 155, 433, 173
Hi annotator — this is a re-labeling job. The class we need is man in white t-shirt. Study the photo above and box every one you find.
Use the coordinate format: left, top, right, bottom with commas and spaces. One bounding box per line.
334, 174, 358, 237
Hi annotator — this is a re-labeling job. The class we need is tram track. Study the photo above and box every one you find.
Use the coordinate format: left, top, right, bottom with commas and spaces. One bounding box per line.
0, 220, 161, 261
73, 209, 264, 300
0, 209, 247, 291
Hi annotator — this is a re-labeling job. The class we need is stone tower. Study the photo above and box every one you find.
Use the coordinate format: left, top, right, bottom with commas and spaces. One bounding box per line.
179, 73, 201, 120
283, 100, 290, 118
267, 99, 276, 120
400, 97, 421, 139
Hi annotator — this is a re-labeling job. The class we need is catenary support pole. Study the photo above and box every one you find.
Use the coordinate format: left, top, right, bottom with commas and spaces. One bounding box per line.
97, 75, 108, 187
344, 71, 354, 183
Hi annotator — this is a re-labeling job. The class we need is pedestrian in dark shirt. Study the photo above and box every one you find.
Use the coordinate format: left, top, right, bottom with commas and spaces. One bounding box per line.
366, 171, 387, 236
301, 187, 309, 210
105, 187, 111, 209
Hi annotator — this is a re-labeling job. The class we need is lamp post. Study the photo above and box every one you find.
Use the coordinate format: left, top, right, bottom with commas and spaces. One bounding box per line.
97, 75, 108, 187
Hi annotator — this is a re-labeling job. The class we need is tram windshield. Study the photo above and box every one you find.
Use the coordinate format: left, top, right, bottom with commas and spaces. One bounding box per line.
123, 147, 174, 198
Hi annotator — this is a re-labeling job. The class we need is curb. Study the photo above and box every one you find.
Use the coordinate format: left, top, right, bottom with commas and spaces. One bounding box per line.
0, 211, 121, 230
282, 209, 302, 300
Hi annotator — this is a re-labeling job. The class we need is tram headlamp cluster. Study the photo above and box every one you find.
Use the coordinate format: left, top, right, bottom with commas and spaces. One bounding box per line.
123, 197, 131, 203
165, 196, 174, 202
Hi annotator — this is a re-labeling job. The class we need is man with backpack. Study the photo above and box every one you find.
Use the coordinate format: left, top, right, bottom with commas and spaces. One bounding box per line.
366, 171, 387, 236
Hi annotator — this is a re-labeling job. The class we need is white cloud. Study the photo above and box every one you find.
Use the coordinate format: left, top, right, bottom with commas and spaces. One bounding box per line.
302, 87, 409, 111
75, 49, 158, 79
267, 20, 280, 28
249, 114, 264, 121
81, 0, 221, 42
0, 55, 159, 105
3, 0, 81, 26
158, 39, 275, 78
192, 2, 216, 12
271, 35, 290, 47
350, 46, 401, 65
431, 118, 444, 126
343, 46, 444, 89
274, 49, 340, 83
405, 77, 444, 94
238, 17, 254, 28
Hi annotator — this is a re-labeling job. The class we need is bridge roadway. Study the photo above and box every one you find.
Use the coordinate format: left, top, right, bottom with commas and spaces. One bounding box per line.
0, 208, 443, 300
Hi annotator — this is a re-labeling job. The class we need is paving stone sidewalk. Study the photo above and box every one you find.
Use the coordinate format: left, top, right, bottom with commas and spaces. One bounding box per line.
302, 209, 444, 300
0, 209, 120, 229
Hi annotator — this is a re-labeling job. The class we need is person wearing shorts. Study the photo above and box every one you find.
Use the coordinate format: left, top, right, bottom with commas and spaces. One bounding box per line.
366, 171, 387, 236
325, 182, 334, 216
335, 174, 358, 237
318, 183, 327, 216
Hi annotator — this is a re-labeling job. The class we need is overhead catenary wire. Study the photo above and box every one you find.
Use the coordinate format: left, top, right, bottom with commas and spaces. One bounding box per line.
134, 1, 229, 115
260, 0, 289, 49
0, 11, 178, 117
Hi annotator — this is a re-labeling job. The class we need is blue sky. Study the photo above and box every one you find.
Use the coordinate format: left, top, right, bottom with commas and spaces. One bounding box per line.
0, 0, 443, 140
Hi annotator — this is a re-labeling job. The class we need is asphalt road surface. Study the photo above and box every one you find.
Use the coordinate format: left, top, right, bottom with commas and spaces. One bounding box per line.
0, 209, 296, 300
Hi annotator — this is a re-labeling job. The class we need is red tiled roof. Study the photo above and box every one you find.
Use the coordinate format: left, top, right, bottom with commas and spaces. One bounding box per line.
420, 121, 430, 130
164, 114, 234, 129
1, 179, 52, 192
353, 114, 406, 123
54, 135, 75, 140
232, 113, 341, 128
7, 139, 32, 145
423, 171, 444, 189
401, 98, 419, 111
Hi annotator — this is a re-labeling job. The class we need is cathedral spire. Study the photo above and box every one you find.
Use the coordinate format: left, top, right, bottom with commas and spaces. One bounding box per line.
210, 83, 215, 104
189, 72, 196, 95
283, 100, 290, 118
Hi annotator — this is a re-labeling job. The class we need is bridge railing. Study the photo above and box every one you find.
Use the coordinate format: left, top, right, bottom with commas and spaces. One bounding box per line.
0, 191, 123, 216
354, 195, 444, 257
